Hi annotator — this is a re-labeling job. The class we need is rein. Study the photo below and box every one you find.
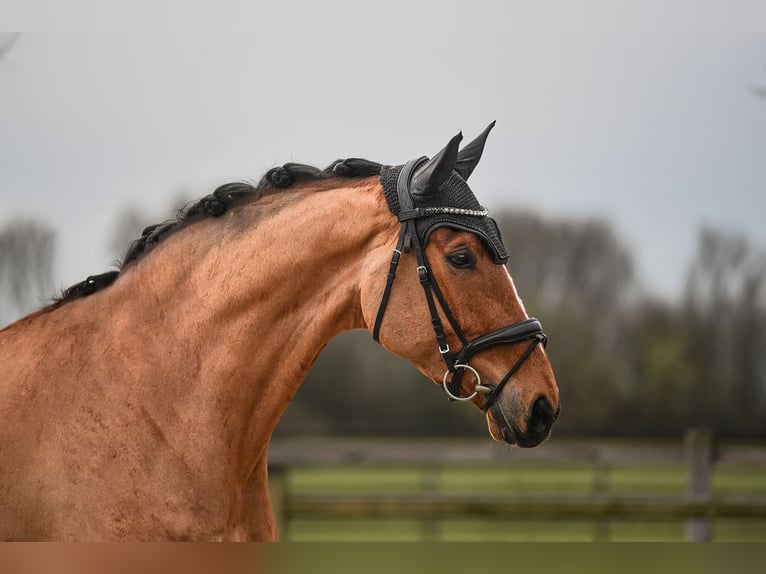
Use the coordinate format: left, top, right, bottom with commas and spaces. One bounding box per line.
372, 158, 547, 412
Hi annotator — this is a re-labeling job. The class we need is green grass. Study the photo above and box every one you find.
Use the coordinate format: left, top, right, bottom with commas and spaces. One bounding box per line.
713, 463, 766, 496
281, 462, 766, 541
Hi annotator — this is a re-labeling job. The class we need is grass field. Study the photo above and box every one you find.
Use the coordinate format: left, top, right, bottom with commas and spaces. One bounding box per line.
279, 461, 766, 541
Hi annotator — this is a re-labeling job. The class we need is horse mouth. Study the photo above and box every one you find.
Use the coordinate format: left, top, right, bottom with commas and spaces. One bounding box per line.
486, 402, 555, 449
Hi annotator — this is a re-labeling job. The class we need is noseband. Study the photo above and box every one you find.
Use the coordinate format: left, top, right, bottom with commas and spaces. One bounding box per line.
372, 159, 547, 412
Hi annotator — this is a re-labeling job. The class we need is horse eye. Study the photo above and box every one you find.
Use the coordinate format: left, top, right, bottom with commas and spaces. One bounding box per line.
446, 251, 476, 269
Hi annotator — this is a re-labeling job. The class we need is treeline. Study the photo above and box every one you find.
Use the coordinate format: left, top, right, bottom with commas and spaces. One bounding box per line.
277, 212, 766, 440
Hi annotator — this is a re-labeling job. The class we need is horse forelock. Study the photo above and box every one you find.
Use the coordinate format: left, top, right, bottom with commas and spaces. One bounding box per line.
51, 158, 384, 307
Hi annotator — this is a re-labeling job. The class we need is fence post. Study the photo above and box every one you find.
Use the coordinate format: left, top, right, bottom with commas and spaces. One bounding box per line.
268, 464, 288, 541
592, 454, 610, 541
684, 428, 714, 542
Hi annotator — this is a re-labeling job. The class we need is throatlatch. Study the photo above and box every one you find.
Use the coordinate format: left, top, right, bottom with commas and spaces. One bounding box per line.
372, 125, 547, 412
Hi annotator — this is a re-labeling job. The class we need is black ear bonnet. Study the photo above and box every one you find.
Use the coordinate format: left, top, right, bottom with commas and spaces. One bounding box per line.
380, 163, 508, 264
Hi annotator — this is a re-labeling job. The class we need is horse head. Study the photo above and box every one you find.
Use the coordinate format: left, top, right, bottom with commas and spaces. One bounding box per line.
362, 123, 559, 447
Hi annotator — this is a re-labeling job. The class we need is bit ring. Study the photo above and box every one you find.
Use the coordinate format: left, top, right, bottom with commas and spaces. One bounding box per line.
442, 364, 488, 402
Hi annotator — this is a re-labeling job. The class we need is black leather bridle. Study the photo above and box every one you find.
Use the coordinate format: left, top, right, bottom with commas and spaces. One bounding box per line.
372, 158, 547, 412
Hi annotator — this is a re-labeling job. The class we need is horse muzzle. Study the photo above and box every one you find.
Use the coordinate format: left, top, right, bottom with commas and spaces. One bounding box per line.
487, 395, 559, 448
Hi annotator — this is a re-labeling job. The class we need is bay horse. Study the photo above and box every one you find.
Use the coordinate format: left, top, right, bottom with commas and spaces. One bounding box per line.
0, 124, 559, 540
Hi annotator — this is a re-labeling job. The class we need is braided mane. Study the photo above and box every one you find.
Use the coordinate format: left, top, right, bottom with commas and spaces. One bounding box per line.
55, 158, 383, 304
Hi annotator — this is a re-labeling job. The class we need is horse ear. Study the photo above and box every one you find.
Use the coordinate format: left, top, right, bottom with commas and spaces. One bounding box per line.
410, 131, 463, 200
455, 120, 496, 180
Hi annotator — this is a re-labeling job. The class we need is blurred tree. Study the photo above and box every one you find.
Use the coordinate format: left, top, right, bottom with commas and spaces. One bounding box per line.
619, 228, 766, 437
496, 210, 635, 314
276, 331, 464, 437
618, 300, 697, 435
0, 219, 56, 326
496, 211, 636, 435
682, 227, 766, 436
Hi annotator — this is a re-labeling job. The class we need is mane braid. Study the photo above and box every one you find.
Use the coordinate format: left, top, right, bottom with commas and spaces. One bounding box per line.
52, 157, 383, 305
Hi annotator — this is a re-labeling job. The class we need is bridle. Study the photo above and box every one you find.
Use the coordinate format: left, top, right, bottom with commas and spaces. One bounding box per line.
372, 158, 547, 412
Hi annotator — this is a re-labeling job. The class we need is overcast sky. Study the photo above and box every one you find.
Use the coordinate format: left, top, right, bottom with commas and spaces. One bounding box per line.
1, 2, 765, 312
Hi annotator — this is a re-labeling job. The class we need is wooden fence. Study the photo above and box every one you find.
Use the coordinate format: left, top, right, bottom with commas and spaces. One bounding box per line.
268, 429, 766, 541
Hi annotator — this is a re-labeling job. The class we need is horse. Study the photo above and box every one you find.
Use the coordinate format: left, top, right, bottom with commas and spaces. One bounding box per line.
0, 124, 559, 540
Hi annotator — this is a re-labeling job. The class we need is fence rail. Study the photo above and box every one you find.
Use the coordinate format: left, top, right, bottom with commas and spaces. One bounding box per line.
268, 429, 766, 541
284, 493, 766, 520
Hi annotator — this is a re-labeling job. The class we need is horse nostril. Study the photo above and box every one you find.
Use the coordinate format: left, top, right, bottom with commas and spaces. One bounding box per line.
527, 396, 555, 439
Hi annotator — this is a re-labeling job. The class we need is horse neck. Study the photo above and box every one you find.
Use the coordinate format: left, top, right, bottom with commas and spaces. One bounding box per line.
93, 178, 394, 465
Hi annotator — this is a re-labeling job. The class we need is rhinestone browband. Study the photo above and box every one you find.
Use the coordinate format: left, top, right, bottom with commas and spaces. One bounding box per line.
421, 206, 489, 217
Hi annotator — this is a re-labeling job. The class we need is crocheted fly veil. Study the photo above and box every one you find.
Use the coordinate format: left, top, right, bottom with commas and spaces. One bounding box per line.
379, 122, 508, 263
